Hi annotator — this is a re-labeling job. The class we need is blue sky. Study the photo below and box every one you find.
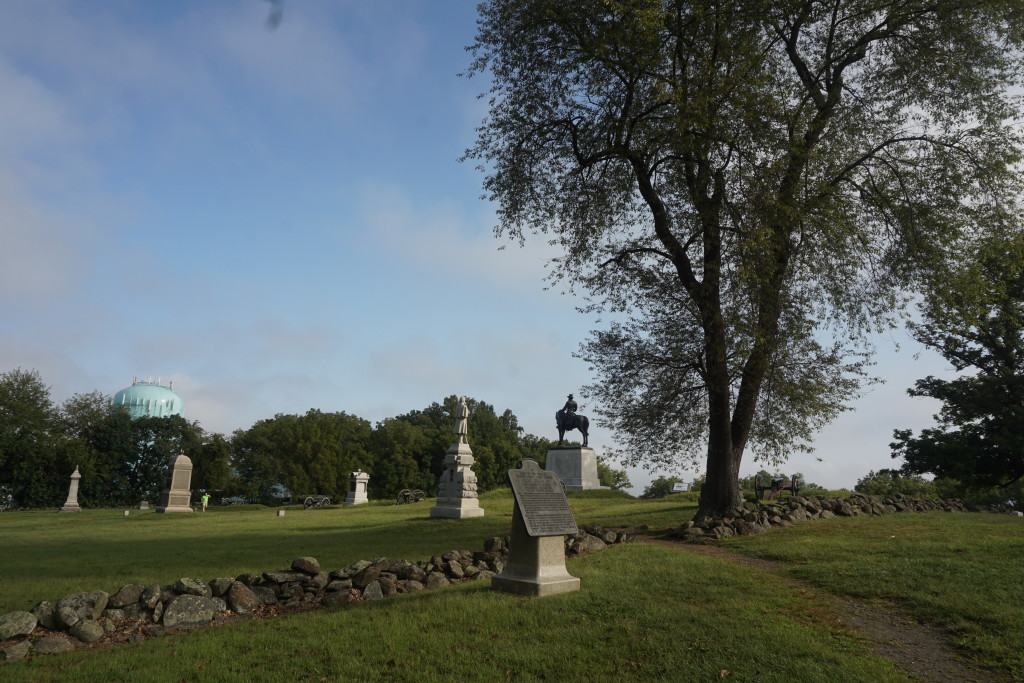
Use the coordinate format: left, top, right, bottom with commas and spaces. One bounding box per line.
0, 0, 955, 493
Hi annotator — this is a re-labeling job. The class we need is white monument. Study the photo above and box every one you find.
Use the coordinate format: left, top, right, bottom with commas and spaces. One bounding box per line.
492, 459, 580, 597
156, 453, 194, 513
545, 447, 607, 490
344, 469, 370, 506
59, 466, 82, 513
430, 397, 484, 519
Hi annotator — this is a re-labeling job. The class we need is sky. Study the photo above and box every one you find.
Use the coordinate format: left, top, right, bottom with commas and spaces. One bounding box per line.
0, 0, 958, 494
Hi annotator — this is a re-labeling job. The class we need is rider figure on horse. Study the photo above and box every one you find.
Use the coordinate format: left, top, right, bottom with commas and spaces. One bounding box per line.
555, 393, 589, 446
560, 394, 577, 428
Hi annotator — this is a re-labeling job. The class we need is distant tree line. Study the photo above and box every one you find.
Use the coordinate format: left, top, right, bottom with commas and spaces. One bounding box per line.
0, 369, 630, 508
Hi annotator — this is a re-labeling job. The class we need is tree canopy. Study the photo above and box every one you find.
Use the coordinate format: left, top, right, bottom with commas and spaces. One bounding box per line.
466, 0, 1024, 517
892, 235, 1024, 487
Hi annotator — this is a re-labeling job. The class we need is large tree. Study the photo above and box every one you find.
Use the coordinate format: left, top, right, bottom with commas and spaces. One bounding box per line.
892, 235, 1024, 487
466, 0, 1024, 518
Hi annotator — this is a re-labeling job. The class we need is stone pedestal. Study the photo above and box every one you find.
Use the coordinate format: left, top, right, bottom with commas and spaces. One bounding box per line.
156, 453, 194, 513
344, 469, 370, 506
545, 447, 608, 490
492, 461, 580, 597
60, 466, 82, 513
430, 443, 484, 519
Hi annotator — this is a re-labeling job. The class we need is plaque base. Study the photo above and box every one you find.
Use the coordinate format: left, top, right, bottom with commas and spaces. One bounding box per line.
429, 504, 485, 519
492, 494, 579, 597
545, 447, 608, 490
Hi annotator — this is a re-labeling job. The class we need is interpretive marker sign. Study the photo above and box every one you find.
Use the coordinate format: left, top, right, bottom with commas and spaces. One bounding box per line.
508, 461, 578, 537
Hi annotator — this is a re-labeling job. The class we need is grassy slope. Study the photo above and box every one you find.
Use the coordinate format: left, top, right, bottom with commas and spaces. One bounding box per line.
1, 491, 1020, 681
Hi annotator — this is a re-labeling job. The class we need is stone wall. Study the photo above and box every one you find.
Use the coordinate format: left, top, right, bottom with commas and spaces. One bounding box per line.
669, 493, 1013, 542
0, 525, 632, 663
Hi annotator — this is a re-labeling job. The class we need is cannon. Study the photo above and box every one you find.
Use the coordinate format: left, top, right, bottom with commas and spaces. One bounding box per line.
754, 474, 801, 501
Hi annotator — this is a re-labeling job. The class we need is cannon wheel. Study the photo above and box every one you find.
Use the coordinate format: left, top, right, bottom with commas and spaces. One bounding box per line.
304, 496, 315, 510
754, 475, 765, 501
321, 497, 331, 507
791, 475, 801, 497
396, 489, 412, 505
412, 489, 425, 502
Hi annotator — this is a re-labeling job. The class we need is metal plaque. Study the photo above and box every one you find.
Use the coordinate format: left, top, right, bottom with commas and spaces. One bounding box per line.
508, 461, 579, 537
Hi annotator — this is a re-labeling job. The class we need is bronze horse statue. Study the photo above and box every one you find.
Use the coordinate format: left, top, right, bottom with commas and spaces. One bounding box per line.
556, 409, 589, 447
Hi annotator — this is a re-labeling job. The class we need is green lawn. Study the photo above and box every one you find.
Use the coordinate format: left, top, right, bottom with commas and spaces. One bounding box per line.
1, 491, 1020, 681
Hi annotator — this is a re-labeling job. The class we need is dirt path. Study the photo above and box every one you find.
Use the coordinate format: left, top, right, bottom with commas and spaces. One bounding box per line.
641, 538, 1010, 682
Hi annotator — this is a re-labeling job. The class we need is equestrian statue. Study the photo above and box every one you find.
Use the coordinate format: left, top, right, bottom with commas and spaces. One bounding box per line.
555, 393, 589, 447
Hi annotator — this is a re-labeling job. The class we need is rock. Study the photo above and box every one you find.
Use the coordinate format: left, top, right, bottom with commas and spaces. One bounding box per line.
55, 591, 109, 630
398, 580, 425, 592
2, 640, 31, 662
425, 572, 450, 590
475, 570, 497, 581
463, 565, 481, 579
483, 537, 504, 553
819, 509, 836, 519
161, 595, 218, 630
571, 534, 608, 554
397, 564, 426, 583
108, 584, 146, 608
139, 585, 161, 609
226, 582, 261, 614
100, 618, 116, 633
30, 601, 57, 630
70, 619, 105, 644
326, 579, 353, 592
322, 590, 356, 607
302, 572, 329, 591
361, 581, 385, 601
159, 586, 178, 605
235, 572, 261, 586
252, 586, 278, 605
143, 624, 166, 637
262, 570, 308, 584
101, 608, 125, 622
152, 601, 164, 623
337, 560, 371, 578
211, 597, 227, 612
351, 566, 382, 590
292, 557, 321, 575
379, 577, 398, 597
0, 611, 37, 639
174, 578, 213, 598
122, 603, 142, 620
209, 578, 234, 597
33, 636, 76, 655
444, 560, 465, 579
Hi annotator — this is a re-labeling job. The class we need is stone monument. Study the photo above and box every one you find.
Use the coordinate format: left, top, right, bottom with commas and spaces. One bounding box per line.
430, 397, 484, 519
344, 469, 370, 506
59, 466, 82, 513
492, 459, 580, 597
545, 447, 608, 490
156, 453, 194, 513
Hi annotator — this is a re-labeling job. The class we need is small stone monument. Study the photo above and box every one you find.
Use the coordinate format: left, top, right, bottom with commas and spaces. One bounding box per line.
139, 500, 150, 510
430, 397, 484, 519
59, 466, 82, 513
344, 469, 370, 506
545, 446, 608, 490
492, 459, 580, 597
156, 452, 194, 514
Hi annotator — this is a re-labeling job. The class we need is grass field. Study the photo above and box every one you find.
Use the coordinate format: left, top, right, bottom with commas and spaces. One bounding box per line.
1, 491, 1021, 681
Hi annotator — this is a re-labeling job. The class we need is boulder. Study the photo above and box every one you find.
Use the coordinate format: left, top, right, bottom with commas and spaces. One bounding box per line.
108, 584, 146, 608
0, 611, 37, 639
2, 640, 31, 662
252, 586, 278, 605
209, 577, 234, 597
226, 582, 261, 614
291, 557, 321, 575
322, 590, 356, 608
30, 601, 57, 630
262, 570, 308, 584
326, 579, 353, 592
139, 585, 162, 609
101, 608, 125, 622
425, 572, 450, 590
235, 572, 261, 586
69, 619, 105, 644
398, 580, 425, 592
174, 578, 213, 598
361, 581, 385, 601
152, 601, 164, 623
302, 572, 329, 591
475, 570, 497, 581
397, 564, 426, 583
571, 534, 608, 555
55, 591, 109, 630
161, 595, 218, 630
444, 560, 465, 579
32, 636, 76, 655
351, 566, 382, 590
